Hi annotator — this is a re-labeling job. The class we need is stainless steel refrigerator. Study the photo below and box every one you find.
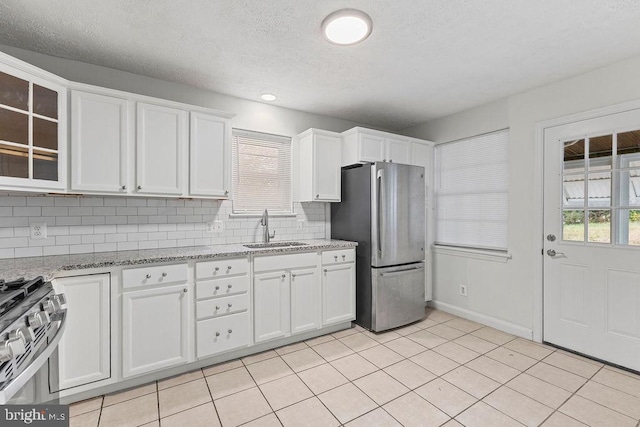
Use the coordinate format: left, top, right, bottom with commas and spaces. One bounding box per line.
331, 162, 426, 332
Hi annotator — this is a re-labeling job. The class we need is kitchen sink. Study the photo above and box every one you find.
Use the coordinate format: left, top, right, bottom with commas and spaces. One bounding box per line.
243, 241, 309, 249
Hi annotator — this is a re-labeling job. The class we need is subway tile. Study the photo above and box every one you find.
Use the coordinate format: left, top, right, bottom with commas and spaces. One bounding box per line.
176, 223, 195, 231
146, 199, 167, 207
138, 207, 158, 215
26, 197, 54, 207
56, 235, 82, 245
158, 240, 177, 248
0, 207, 13, 216
15, 247, 43, 258
0, 196, 26, 206
117, 242, 139, 251
48, 226, 69, 236
0, 237, 28, 249
93, 225, 117, 234
126, 198, 148, 207
82, 216, 106, 225
93, 207, 116, 216
53, 197, 81, 207
103, 197, 127, 206
127, 215, 149, 224
56, 216, 81, 226
117, 224, 138, 233
69, 244, 94, 254
80, 197, 104, 207
94, 243, 117, 253
139, 241, 159, 250
116, 207, 138, 216
0, 248, 15, 258
148, 215, 168, 224
0, 217, 29, 227
105, 216, 128, 225
105, 233, 127, 243
82, 234, 105, 244
69, 207, 93, 216
0, 228, 14, 238
127, 232, 149, 242
70, 226, 94, 235
139, 224, 159, 233
43, 245, 69, 256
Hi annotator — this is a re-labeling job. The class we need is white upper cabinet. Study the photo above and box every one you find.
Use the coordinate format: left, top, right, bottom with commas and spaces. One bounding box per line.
293, 128, 342, 202
341, 127, 431, 167
136, 102, 188, 196
189, 112, 231, 198
71, 91, 130, 194
0, 52, 67, 192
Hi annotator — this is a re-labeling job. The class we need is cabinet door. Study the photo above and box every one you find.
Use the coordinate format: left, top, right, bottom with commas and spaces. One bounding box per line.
254, 271, 290, 343
387, 138, 412, 164
322, 263, 356, 325
359, 133, 386, 162
136, 102, 187, 195
290, 267, 320, 334
122, 284, 191, 378
190, 112, 230, 197
51, 274, 110, 391
71, 91, 129, 193
410, 142, 430, 168
313, 134, 341, 201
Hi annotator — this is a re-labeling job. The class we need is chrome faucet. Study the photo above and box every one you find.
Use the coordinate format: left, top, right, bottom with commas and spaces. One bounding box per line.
261, 209, 276, 243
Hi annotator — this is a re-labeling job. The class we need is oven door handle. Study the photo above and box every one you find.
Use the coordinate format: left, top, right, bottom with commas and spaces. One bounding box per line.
0, 309, 67, 404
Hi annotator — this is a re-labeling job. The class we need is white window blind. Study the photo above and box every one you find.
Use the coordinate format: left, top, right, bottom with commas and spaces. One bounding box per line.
231, 129, 292, 214
435, 129, 509, 251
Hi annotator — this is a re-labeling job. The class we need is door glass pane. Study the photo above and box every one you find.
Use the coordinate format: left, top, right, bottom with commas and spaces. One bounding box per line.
0, 71, 29, 111
587, 172, 611, 207
588, 210, 611, 243
617, 130, 640, 156
0, 143, 29, 178
621, 209, 640, 246
33, 84, 58, 119
563, 210, 584, 242
32, 149, 57, 181
588, 134, 612, 170
616, 169, 640, 207
33, 117, 57, 150
564, 139, 585, 172
0, 108, 28, 145
563, 174, 584, 207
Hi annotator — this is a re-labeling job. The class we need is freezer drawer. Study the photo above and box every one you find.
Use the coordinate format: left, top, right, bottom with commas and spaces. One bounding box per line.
371, 263, 425, 332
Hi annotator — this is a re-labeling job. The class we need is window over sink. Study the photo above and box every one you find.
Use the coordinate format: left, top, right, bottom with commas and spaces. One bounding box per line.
231, 129, 292, 214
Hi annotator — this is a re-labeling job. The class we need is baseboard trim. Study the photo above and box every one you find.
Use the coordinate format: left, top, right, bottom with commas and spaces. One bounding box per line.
429, 300, 533, 340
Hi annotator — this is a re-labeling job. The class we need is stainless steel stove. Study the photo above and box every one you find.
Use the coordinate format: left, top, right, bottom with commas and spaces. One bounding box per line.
0, 277, 67, 404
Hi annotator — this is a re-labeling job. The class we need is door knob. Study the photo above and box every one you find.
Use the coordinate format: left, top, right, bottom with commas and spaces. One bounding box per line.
546, 249, 565, 257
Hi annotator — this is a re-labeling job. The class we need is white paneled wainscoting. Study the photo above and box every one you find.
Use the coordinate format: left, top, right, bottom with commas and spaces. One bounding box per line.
0, 194, 327, 259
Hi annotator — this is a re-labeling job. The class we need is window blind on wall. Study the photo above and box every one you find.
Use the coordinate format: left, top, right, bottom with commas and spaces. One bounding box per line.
435, 129, 509, 251
231, 129, 292, 214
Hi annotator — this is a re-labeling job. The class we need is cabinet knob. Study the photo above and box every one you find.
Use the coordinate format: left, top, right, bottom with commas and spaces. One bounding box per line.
121, 185, 127, 190
214, 267, 219, 272
215, 305, 220, 310
291, 274, 296, 279
183, 288, 187, 293
227, 284, 232, 289
228, 329, 233, 334
316, 194, 319, 199
137, 185, 142, 190
215, 285, 220, 290
228, 303, 232, 308
334, 255, 338, 261
342, 255, 346, 260
215, 332, 220, 337
227, 266, 232, 270
324, 268, 328, 273
224, 190, 229, 196
281, 274, 286, 279
162, 272, 167, 277
145, 274, 151, 279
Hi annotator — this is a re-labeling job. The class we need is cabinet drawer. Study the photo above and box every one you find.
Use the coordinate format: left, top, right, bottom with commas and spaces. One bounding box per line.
196, 276, 248, 299
122, 263, 188, 289
322, 249, 355, 265
254, 252, 318, 272
197, 312, 250, 358
196, 294, 249, 320
196, 257, 249, 280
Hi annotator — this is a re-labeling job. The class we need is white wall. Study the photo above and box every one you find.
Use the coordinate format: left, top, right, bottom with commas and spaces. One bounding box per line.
403, 54, 640, 336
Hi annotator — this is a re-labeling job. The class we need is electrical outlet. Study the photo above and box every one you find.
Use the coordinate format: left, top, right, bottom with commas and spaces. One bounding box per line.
31, 223, 47, 240
460, 284, 468, 297
297, 219, 306, 231
205, 220, 224, 234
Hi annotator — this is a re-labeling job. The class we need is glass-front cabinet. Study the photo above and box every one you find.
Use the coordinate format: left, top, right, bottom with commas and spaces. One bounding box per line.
0, 55, 67, 190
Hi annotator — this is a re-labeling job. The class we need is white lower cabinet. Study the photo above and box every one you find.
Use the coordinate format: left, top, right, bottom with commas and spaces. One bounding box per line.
254, 270, 291, 343
322, 250, 356, 325
51, 274, 110, 392
290, 267, 320, 334
197, 312, 250, 356
122, 283, 191, 378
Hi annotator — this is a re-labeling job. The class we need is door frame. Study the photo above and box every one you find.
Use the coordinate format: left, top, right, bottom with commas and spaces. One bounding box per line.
533, 98, 640, 342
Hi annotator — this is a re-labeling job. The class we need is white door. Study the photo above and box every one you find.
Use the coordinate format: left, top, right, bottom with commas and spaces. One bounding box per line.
136, 102, 187, 195
189, 112, 230, 197
322, 263, 356, 325
290, 267, 320, 334
254, 271, 290, 342
122, 284, 191, 378
71, 91, 129, 193
543, 109, 640, 371
51, 274, 110, 391
313, 134, 341, 201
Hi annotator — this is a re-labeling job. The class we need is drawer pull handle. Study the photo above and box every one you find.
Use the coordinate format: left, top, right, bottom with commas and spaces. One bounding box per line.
228, 303, 232, 308
215, 332, 220, 337
145, 274, 151, 279
342, 255, 346, 260
215, 305, 220, 310
215, 286, 220, 291
227, 266, 232, 270
227, 284, 232, 289
334, 256, 338, 261
228, 329, 233, 334
214, 267, 219, 272
162, 272, 167, 277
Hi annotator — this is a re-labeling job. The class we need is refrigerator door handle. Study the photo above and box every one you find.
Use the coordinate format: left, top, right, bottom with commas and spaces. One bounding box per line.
380, 265, 423, 276
377, 168, 384, 256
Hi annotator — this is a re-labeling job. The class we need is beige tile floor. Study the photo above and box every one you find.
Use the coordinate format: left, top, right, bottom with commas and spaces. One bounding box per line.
69, 308, 640, 427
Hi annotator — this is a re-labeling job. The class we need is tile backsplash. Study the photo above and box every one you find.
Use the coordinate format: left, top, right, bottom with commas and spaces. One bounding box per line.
0, 194, 327, 259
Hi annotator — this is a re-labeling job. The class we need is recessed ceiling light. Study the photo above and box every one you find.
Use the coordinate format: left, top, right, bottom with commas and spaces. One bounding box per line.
261, 93, 277, 101
321, 9, 372, 46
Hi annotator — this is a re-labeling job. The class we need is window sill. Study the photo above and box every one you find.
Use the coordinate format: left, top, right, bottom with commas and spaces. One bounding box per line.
228, 212, 297, 219
433, 245, 512, 263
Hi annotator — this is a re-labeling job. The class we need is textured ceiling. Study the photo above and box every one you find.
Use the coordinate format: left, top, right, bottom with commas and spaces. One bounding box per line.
1, 1, 640, 130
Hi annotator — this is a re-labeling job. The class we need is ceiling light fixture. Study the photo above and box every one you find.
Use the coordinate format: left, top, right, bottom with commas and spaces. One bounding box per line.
261, 93, 277, 101
321, 9, 372, 46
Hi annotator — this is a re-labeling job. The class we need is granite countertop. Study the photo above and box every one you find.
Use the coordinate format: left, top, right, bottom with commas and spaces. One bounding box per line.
0, 239, 357, 282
